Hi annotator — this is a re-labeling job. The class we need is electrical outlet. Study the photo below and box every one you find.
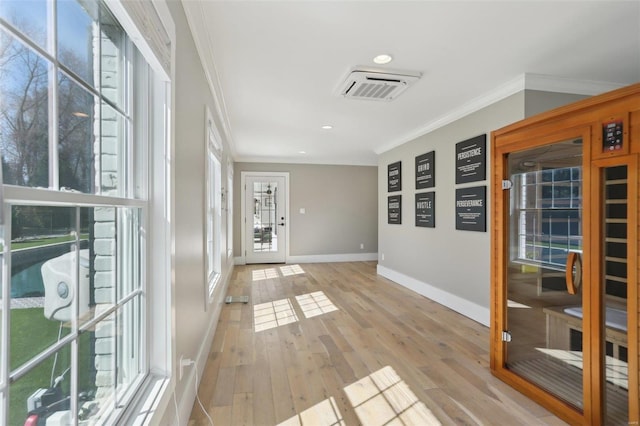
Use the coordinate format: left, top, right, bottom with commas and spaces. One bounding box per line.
179, 355, 185, 380
381, 253, 385, 261
179, 355, 193, 380
360, 243, 364, 250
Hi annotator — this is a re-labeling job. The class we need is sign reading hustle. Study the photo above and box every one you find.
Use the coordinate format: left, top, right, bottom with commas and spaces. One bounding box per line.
415, 151, 435, 189
455, 134, 486, 184
388, 195, 402, 224
415, 192, 435, 228
455, 186, 486, 232
387, 161, 402, 192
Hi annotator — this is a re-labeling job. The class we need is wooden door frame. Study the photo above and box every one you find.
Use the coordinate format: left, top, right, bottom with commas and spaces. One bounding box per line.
490, 82, 640, 425
590, 155, 639, 424
491, 125, 592, 425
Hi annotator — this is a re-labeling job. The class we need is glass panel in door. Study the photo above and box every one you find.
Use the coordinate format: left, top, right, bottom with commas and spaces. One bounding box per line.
601, 165, 628, 424
505, 138, 584, 409
245, 176, 286, 264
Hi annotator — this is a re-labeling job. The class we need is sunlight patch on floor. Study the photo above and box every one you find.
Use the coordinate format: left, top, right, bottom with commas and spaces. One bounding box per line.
280, 264, 305, 276
277, 396, 345, 426
252, 268, 279, 281
507, 299, 531, 309
535, 347, 629, 389
295, 291, 338, 319
253, 298, 299, 332
343, 366, 441, 426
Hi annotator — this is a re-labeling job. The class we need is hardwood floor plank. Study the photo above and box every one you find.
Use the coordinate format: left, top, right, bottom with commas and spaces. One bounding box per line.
311, 352, 360, 425
212, 366, 236, 407
231, 392, 254, 426
189, 262, 564, 425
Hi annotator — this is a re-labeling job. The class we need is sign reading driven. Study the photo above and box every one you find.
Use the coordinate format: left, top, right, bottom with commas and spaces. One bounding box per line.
415, 151, 435, 189
455, 134, 486, 184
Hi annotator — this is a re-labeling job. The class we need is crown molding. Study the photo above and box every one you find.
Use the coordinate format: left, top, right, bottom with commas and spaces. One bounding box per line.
375, 73, 626, 155
182, 2, 237, 159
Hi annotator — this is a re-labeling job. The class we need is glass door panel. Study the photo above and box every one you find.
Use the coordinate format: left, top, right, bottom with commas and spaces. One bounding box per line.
245, 175, 286, 264
602, 165, 628, 424
505, 138, 585, 409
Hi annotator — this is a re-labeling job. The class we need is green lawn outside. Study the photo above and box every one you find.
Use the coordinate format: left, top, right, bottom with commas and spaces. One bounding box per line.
9, 308, 94, 426
11, 234, 90, 251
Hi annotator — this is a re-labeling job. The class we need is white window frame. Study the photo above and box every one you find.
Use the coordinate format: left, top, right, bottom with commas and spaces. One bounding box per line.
204, 107, 222, 303
226, 159, 234, 262
0, 1, 173, 424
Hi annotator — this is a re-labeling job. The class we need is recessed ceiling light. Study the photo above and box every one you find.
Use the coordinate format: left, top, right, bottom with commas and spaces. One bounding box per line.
299, 151, 306, 154
321, 125, 333, 130
373, 54, 393, 65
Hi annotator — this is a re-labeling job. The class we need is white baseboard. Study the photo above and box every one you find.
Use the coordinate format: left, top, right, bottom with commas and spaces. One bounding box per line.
236, 253, 377, 265
175, 264, 234, 425
377, 264, 489, 327
287, 252, 378, 263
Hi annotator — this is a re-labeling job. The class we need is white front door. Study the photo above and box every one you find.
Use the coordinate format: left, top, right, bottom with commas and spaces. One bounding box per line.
244, 174, 287, 263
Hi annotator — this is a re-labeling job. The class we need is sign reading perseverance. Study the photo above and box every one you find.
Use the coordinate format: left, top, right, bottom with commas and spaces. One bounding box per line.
455, 186, 486, 232
455, 134, 486, 184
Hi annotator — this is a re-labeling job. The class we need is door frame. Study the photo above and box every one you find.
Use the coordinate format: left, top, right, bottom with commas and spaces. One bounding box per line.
240, 171, 290, 264
490, 81, 640, 425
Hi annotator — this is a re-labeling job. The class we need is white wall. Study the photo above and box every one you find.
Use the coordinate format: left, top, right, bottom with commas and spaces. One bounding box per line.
377, 90, 591, 326
234, 162, 378, 262
160, 2, 234, 424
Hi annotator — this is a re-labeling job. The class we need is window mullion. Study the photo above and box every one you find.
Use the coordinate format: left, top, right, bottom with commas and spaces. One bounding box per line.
0, 203, 9, 424
48, 0, 58, 190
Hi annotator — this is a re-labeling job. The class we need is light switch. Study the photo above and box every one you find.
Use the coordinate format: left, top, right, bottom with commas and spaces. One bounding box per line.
299, 208, 306, 214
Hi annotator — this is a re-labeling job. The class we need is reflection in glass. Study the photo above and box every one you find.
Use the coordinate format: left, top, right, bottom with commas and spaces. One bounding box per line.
90, 207, 116, 323
116, 298, 142, 403
57, 0, 98, 85
99, 103, 125, 196
0, 29, 49, 188
505, 139, 584, 409
99, 8, 126, 109
10, 348, 71, 426
79, 313, 115, 424
58, 72, 96, 193
0, 0, 48, 50
253, 181, 278, 253
117, 208, 141, 299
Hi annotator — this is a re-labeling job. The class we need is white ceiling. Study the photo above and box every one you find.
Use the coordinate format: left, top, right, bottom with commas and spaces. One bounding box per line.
182, 1, 640, 166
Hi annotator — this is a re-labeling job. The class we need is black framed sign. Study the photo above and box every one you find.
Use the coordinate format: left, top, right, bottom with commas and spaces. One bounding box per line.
415, 151, 435, 189
415, 192, 435, 228
455, 186, 486, 232
388, 195, 402, 224
455, 134, 486, 184
387, 161, 402, 192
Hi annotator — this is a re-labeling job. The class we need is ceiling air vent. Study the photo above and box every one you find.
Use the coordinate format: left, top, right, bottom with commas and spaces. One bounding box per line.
336, 67, 421, 101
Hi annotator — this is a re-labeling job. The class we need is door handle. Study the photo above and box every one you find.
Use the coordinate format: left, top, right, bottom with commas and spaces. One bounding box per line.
565, 252, 582, 295
278, 223, 285, 226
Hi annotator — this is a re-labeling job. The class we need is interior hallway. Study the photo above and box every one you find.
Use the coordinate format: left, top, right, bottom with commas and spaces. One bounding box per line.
188, 262, 567, 425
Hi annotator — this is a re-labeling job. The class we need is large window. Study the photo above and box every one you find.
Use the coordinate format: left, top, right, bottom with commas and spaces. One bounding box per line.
0, 1, 164, 424
513, 166, 582, 270
205, 109, 222, 301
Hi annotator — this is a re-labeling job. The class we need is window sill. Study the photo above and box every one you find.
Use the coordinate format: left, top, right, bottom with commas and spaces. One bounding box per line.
117, 373, 172, 426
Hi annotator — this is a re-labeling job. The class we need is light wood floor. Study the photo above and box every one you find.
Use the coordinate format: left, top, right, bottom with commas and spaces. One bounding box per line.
188, 262, 567, 426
